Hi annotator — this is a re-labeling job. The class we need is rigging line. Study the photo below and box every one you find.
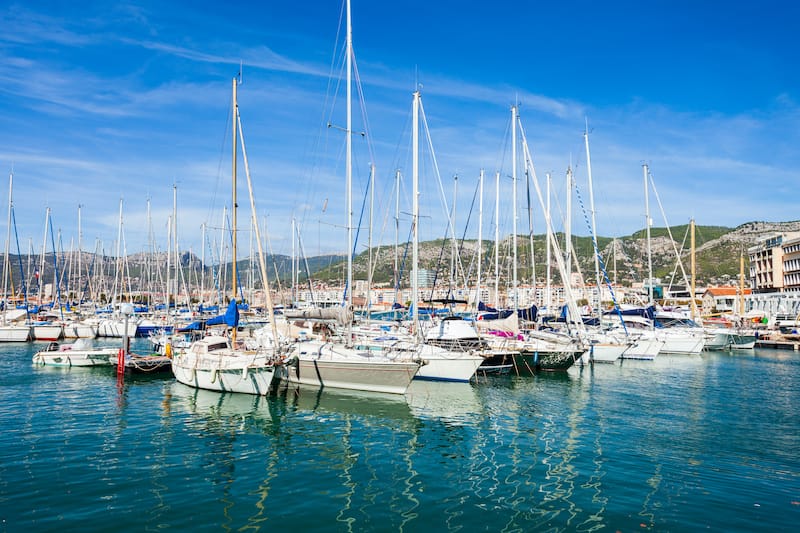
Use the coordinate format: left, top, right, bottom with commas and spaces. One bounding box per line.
648, 169, 694, 304
47, 214, 64, 319
343, 168, 372, 306
295, 224, 316, 306
394, 224, 414, 303
456, 177, 481, 294
417, 98, 458, 249
11, 207, 30, 319
573, 181, 627, 335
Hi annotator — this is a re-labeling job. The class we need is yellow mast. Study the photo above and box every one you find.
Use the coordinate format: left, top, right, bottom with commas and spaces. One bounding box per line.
739, 250, 745, 316
690, 218, 697, 320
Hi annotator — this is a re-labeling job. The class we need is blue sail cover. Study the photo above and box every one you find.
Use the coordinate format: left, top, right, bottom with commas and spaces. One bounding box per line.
613, 305, 656, 320
206, 300, 240, 327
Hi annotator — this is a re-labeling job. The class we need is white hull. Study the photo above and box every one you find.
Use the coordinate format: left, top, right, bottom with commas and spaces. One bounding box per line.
579, 342, 628, 364
284, 341, 420, 394
705, 331, 756, 350
97, 319, 138, 338
33, 347, 118, 367
659, 332, 705, 355
622, 336, 665, 360
413, 344, 483, 382
172, 352, 280, 395
0, 325, 31, 342
32, 324, 64, 341
62, 323, 98, 339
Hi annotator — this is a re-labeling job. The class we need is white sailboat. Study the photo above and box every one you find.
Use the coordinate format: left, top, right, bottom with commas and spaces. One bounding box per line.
406, 89, 483, 382
0, 171, 31, 342
282, 1, 422, 393
172, 76, 283, 396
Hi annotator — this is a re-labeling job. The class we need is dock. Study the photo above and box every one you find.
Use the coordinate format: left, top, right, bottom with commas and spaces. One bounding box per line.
755, 340, 800, 351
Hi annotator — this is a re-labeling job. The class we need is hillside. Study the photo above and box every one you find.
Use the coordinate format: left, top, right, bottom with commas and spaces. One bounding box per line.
311, 220, 800, 288
8, 221, 800, 300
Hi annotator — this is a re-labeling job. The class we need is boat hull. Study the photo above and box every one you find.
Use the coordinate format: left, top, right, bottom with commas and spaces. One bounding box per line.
172, 354, 280, 395
62, 323, 98, 339
0, 325, 31, 342
32, 348, 118, 367
413, 344, 483, 382
578, 342, 628, 364
284, 343, 419, 394
622, 337, 665, 360
516, 349, 581, 372
32, 324, 64, 341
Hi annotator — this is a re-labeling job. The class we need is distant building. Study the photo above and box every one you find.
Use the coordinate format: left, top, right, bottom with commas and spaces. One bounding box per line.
747, 232, 800, 316
749, 232, 800, 292
701, 286, 751, 315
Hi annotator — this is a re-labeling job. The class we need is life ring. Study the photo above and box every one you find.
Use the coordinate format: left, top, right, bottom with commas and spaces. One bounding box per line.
165, 343, 173, 358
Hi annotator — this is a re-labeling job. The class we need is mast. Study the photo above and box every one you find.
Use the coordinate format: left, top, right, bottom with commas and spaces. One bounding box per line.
511, 105, 518, 312
291, 218, 296, 306
367, 163, 375, 318
394, 170, 400, 294
546, 172, 552, 314
690, 218, 696, 321
565, 165, 572, 290
2, 172, 12, 324
166, 215, 172, 319
644, 163, 654, 307
39, 207, 49, 308
172, 184, 178, 311
739, 249, 745, 316
231, 76, 239, 343
77, 203, 82, 312
200, 222, 205, 308
494, 170, 500, 306
584, 122, 601, 314
476, 169, 483, 313
451, 175, 458, 298
411, 89, 420, 330
345, 0, 353, 343
236, 101, 282, 347
232, 76, 238, 309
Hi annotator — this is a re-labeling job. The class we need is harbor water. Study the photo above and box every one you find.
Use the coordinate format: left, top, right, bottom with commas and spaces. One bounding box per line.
1, 340, 798, 531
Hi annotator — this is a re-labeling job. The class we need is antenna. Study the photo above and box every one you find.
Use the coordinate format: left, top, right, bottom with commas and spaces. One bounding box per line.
238, 61, 243, 85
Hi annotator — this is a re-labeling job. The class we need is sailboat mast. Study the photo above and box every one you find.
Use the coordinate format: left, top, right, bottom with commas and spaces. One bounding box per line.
565, 165, 572, 290
173, 184, 178, 309
546, 172, 551, 313
584, 123, 601, 312
77, 203, 82, 309
232, 76, 238, 307
644, 163, 653, 307
39, 207, 50, 307
367, 163, 375, 318
739, 250, 745, 316
394, 170, 400, 293
690, 218, 696, 321
200, 222, 205, 307
476, 169, 483, 313
411, 90, 420, 328
494, 170, 500, 306
511, 105, 518, 312
345, 0, 353, 336
2, 172, 12, 323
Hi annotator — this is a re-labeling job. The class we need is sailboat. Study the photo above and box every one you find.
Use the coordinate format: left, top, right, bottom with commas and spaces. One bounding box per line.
0, 171, 31, 342
171, 77, 283, 396
281, 1, 423, 393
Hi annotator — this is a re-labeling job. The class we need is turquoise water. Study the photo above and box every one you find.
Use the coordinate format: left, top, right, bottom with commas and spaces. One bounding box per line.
1, 340, 798, 531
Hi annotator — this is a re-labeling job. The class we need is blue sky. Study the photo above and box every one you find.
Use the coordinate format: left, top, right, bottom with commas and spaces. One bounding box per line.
1, 0, 798, 261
